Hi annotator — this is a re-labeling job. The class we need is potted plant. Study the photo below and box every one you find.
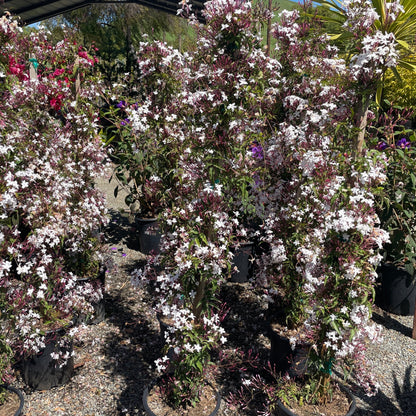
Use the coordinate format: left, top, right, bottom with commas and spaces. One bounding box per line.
246, 4, 393, 414
372, 107, 416, 315
130, 0, 281, 412
0, 339, 23, 416
0, 284, 24, 416
0, 16, 109, 389
138, 195, 231, 412
102, 41, 189, 254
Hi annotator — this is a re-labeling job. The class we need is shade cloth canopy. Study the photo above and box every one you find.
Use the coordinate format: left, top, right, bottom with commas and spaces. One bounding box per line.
0, 0, 206, 25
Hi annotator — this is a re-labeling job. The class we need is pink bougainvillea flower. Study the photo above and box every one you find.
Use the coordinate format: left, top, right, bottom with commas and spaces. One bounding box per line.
8, 56, 28, 81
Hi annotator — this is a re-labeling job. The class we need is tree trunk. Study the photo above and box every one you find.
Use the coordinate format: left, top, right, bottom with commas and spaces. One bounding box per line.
353, 94, 371, 157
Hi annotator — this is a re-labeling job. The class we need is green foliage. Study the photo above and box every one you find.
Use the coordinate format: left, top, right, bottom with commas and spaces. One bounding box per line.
101, 41, 185, 217
0, 335, 13, 400
161, 326, 213, 409
42, 3, 195, 85
64, 246, 101, 279
371, 108, 416, 274
379, 144, 416, 273
384, 65, 416, 111
264, 365, 336, 410
315, 0, 416, 109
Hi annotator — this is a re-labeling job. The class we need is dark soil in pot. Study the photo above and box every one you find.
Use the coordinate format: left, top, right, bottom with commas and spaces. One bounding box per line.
143, 378, 221, 416
275, 382, 356, 416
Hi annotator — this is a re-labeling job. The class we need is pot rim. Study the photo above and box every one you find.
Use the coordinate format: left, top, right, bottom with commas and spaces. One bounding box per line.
142, 378, 221, 416
1, 384, 25, 416
136, 217, 159, 223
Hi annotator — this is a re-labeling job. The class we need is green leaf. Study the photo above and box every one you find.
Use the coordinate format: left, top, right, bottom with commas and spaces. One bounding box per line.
376, 84, 383, 107
395, 190, 404, 203
135, 152, 144, 163
125, 194, 134, 206
408, 234, 416, 248
396, 39, 411, 51
331, 320, 340, 334
11, 212, 19, 226
103, 134, 117, 146
398, 60, 416, 72
396, 148, 405, 159
405, 262, 414, 276
199, 233, 208, 245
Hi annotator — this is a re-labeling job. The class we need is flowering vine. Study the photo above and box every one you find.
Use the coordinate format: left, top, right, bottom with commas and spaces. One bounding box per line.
0, 15, 109, 367
252, 2, 394, 405
122, 0, 402, 411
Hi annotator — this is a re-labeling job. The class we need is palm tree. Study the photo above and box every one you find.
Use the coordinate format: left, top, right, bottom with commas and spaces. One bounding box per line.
314, 0, 416, 154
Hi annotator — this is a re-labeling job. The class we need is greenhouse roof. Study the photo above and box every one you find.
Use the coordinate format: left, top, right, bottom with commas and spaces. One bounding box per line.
0, 0, 206, 26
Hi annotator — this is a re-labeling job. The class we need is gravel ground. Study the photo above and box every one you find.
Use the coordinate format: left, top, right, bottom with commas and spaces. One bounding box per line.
11, 172, 416, 416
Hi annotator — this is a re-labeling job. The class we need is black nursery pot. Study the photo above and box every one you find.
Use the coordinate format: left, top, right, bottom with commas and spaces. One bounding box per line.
22, 329, 74, 390
75, 272, 106, 325
137, 218, 161, 255
0, 385, 24, 416
376, 264, 416, 316
268, 330, 309, 378
230, 241, 254, 283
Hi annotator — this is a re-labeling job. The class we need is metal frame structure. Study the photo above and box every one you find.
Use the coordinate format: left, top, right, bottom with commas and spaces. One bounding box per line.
0, 0, 206, 25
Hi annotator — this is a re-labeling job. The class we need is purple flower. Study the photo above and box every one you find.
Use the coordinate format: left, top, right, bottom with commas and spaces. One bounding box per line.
396, 138, 411, 149
253, 173, 262, 187
120, 118, 130, 126
116, 100, 126, 108
376, 141, 388, 151
250, 141, 263, 160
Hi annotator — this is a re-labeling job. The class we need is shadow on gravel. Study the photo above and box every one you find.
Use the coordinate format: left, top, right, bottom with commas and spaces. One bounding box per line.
344, 365, 416, 416
102, 287, 161, 416
104, 208, 141, 251
217, 282, 270, 414
353, 388, 401, 415
100, 206, 159, 415
372, 310, 412, 338
393, 365, 416, 416
219, 282, 269, 355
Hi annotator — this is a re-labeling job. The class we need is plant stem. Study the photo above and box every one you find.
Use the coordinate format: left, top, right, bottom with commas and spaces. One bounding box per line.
192, 277, 207, 322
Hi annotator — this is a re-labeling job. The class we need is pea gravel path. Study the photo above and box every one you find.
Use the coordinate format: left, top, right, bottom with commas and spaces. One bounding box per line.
12, 172, 416, 416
